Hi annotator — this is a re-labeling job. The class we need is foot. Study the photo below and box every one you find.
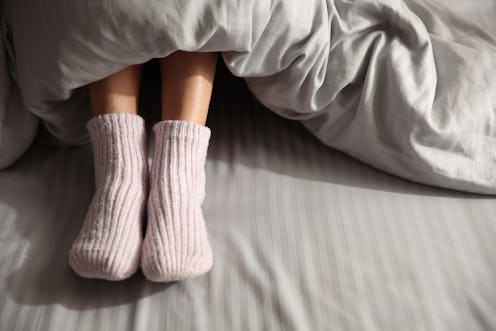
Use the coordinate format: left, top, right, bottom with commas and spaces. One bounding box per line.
140, 120, 213, 282
68, 113, 148, 281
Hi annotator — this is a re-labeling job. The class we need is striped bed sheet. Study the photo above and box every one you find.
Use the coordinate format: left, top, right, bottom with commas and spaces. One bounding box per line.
1, 60, 496, 331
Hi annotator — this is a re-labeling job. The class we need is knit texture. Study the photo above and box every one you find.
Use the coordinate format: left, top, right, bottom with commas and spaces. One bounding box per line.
68, 113, 149, 281
141, 120, 213, 282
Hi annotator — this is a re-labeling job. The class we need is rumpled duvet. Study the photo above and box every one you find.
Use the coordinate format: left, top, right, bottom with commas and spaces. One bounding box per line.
0, 0, 495, 194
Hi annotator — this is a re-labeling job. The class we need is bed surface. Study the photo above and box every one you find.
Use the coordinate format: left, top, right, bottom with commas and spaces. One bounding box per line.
1, 61, 496, 331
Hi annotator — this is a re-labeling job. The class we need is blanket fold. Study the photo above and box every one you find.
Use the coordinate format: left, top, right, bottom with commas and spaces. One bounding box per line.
1, 0, 495, 194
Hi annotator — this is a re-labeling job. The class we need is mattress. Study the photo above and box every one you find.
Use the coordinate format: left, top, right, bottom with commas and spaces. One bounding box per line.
1, 59, 496, 331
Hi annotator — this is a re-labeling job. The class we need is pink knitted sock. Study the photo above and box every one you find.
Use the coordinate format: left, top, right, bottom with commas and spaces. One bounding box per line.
68, 112, 148, 281
141, 120, 213, 282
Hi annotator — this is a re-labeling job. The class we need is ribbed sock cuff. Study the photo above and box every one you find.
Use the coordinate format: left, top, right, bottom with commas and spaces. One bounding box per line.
152, 120, 211, 147
86, 112, 146, 144
85, 112, 148, 186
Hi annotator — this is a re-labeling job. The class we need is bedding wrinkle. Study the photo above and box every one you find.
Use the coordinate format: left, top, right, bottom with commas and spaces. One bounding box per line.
1, 0, 496, 193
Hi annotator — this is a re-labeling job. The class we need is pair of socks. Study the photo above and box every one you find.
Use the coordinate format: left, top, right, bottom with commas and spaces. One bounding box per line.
68, 112, 213, 282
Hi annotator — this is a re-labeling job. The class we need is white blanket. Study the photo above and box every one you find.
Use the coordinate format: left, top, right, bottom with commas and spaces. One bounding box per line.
1, 0, 495, 194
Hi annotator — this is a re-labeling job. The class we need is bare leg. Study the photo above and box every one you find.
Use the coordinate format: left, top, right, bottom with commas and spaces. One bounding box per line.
68, 64, 148, 281
141, 51, 218, 282
159, 50, 218, 125
88, 64, 143, 115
